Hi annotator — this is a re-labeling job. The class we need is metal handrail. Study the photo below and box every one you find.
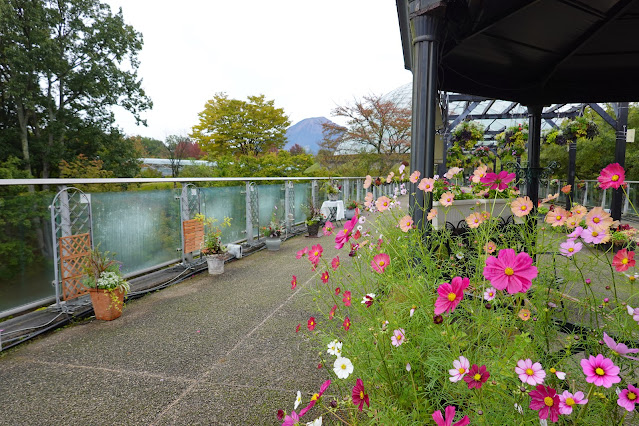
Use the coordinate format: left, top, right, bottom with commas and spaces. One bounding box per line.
0, 176, 367, 186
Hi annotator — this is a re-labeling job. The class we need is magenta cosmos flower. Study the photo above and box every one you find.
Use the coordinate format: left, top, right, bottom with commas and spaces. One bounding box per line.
483, 248, 538, 294
580, 354, 620, 388
617, 384, 639, 412
598, 163, 625, 189
291, 275, 297, 290
515, 359, 546, 386
342, 316, 351, 331
321, 271, 329, 283
307, 244, 323, 266
323, 221, 334, 236
434, 277, 470, 315
391, 328, 406, 347
371, 253, 390, 273
463, 364, 489, 389
307, 317, 316, 331
281, 410, 299, 426
335, 215, 358, 249
432, 405, 470, 426
558, 390, 588, 415
331, 256, 340, 270
603, 332, 639, 361
529, 384, 560, 423
296, 247, 308, 259
559, 239, 583, 257
352, 378, 370, 411
342, 290, 351, 307
612, 248, 635, 272
480, 170, 516, 191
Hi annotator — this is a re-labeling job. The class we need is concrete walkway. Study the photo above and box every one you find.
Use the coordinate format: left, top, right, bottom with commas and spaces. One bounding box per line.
0, 232, 341, 425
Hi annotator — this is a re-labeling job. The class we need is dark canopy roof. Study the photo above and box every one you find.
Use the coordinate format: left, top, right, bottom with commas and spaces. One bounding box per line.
397, 0, 639, 104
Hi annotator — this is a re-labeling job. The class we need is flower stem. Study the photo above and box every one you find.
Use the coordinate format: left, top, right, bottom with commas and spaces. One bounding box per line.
573, 383, 595, 425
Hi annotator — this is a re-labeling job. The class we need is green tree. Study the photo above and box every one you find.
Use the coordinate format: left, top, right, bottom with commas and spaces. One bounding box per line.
191, 93, 290, 157
0, 0, 152, 177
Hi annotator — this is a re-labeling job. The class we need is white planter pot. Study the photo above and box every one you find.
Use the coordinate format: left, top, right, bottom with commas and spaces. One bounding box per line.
265, 237, 281, 251
344, 209, 355, 220
431, 198, 514, 230
206, 255, 224, 275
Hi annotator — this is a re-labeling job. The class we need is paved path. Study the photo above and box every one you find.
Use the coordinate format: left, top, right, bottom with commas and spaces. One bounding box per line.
0, 231, 341, 425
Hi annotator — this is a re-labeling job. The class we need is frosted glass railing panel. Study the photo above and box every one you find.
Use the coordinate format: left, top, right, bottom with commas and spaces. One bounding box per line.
91, 189, 180, 275
257, 184, 284, 227
294, 183, 310, 223
0, 189, 55, 312
573, 184, 586, 205
200, 186, 246, 243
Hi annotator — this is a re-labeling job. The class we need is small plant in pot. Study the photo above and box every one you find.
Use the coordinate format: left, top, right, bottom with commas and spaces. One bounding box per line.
262, 207, 284, 251
304, 202, 324, 237
344, 200, 360, 220
323, 180, 341, 201
195, 214, 232, 275
82, 249, 130, 321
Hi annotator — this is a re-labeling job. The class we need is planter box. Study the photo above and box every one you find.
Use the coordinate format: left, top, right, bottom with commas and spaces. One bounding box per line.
206, 255, 224, 275
432, 198, 514, 230
265, 237, 282, 251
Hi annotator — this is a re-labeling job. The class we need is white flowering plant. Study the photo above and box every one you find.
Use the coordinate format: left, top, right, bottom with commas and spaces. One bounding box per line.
82, 248, 130, 294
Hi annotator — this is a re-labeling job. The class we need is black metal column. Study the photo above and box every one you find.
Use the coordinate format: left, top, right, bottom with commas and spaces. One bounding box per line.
566, 142, 577, 209
526, 105, 543, 207
408, 2, 443, 229
611, 102, 629, 220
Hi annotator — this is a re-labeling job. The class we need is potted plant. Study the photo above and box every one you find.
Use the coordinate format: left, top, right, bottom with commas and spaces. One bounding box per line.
195, 214, 232, 275
262, 207, 283, 251
323, 180, 341, 201
345, 200, 360, 220
82, 248, 130, 321
304, 202, 324, 237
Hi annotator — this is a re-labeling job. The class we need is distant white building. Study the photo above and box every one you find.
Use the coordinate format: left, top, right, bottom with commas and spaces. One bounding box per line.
140, 158, 216, 176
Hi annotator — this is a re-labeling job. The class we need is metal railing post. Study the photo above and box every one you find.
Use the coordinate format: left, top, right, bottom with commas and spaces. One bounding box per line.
245, 182, 254, 244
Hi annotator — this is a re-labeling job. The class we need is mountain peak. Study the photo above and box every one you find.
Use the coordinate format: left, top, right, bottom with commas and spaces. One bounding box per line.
285, 117, 338, 154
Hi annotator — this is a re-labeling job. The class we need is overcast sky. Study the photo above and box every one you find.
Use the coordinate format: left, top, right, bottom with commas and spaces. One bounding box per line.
103, 0, 412, 141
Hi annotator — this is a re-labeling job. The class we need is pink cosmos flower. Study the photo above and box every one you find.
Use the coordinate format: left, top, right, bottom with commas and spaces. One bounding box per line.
612, 248, 635, 272
418, 178, 435, 192
386, 171, 394, 183
409, 170, 420, 183
331, 256, 340, 270
511, 196, 533, 217
515, 359, 546, 386
448, 355, 470, 382
483, 287, 496, 301
627, 304, 639, 324
352, 378, 370, 412
335, 215, 358, 249
308, 244, 323, 266
545, 207, 569, 227
484, 241, 497, 253
581, 226, 606, 244
328, 304, 337, 320
291, 275, 297, 290
281, 410, 299, 426
296, 247, 308, 259
432, 405, 470, 426
321, 271, 329, 283
480, 170, 516, 191
323, 221, 334, 236
342, 316, 351, 331
465, 213, 483, 228
444, 167, 463, 180
399, 164, 406, 174
585, 206, 613, 231
361, 293, 375, 307
598, 163, 626, 189
399, 215, 414, 232
564, 215, 579, 229
371, 253, 390, 273
427, 208, 438, 221
375, 196, 391, 212
342, 290, 352, 307
307, 317, 316, 331
617, 384, 639, 412
529, 385, 560, 423
483, 248, 538, 294
391, 328, 406, 347
434, 276, 470, 315
463, 364, 489, 389
363, 175, 372, 189
567, 226, 583, 240
602, 332, 639, 361
580, 354, 620, 388
558, 390, 588, 415
439, 191, 454, 207
334, 287, 340, 295
472, 165, 488, 184
298, 380, 331, 418
295, 323, 300, 333
559, 240, 583, 257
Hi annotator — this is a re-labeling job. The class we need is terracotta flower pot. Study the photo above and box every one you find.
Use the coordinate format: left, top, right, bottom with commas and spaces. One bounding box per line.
88, 287, 125, 321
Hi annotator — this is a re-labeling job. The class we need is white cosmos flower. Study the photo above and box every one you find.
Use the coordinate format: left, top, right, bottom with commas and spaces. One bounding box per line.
333, 356, 354, 379
306, 416, 322, 426
357, 225, 363, 231
359, 216, 366, 224
294, 390, 302, 409
326, 340, 342, 356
